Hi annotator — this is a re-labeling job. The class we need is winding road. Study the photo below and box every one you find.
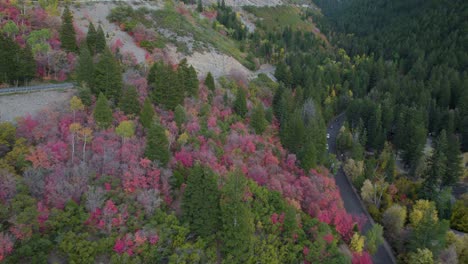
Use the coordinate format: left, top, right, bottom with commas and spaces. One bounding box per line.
327, 114, 396, 264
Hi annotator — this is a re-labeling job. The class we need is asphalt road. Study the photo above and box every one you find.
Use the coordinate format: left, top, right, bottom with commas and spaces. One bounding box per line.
0, 83, 74, 94
327, 114, 396, 264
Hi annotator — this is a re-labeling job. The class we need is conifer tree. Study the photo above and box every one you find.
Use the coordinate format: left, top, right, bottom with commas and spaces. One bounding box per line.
234, 88, 248, 118
17, 44, 36, 84
197, 0, 203, 12
423, 130, 448, 200
220, 171, 254, 262
174, 104, 186, 130
95, 25, 106, 53
86, 22, 97, 54
76, 46, 94, 87
60, 6, 77, 52
119, 87, 141, 115
182, 164, 221, 238
251, 103, 267, 134
443, 134, 463, 187
144, 122, 170, 166
205, 72, 215, 91
140, 98, 155, 129
93, 48, 122, 101
93, 93, 113, 129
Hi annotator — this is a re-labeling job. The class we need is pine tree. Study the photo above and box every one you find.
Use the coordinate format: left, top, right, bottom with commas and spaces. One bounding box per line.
119, 87, 141, 115
182, 164, 221, 238
205, 72, 215, 91
443, 133, 463, 187
423, 130, 448, 200
178, 59, 198, 97
174, 104, 186, 130
60, 6, 77, 52
197, 0, 203, 12
166, 67, 184, 110
95, 25, 106, 54
86, 22, 97, 54
251, 103, 267, 134
140, 98, 155, 129
17, 44, 36, 84
76, 47, 94, 87
93, 93, 113, 129
220, 171, 254, 262
144, 122, 170, 166
93, 48, 122, 101
234, 88, 248, 118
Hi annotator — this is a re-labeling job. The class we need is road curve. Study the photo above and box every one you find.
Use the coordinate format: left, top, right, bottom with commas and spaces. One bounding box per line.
327, 114, 396, 264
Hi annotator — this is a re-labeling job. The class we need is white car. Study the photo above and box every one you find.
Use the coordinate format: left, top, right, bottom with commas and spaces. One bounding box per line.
326, 133, 330, 139
326, 144, 329, 150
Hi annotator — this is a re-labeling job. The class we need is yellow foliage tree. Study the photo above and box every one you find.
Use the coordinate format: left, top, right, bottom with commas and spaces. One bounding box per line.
350, 232, 365, 253
410, 200, 438, 227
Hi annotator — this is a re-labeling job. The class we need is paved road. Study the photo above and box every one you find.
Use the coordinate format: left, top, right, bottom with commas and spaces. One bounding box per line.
327, 114, 396, 264
0, 83, 74, 95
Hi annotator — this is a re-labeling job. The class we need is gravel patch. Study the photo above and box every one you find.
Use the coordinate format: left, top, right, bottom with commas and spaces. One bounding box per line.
0, 90, 74, 122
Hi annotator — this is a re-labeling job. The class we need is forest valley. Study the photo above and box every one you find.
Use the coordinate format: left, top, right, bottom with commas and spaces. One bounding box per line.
0, 0, 467, 264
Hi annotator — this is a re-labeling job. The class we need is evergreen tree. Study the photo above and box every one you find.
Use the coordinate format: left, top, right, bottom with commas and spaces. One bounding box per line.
182, 164, 221, 238
93, 49, 122, 101
174, 104, 186, 130
77, 84, 92, 106
144, 122, 170, 166
95, 25, 106, 53
422, 131, 448, 200
60, 6, 77, 52
205, 72, 215, 91
140, 98, 155, 129
197, 0, 203, 12
233, 88, 248, 118
86, 22, 97, 54
220, 171, 254, 262
442, 133, 463, 187
178, 59, 199, 97
150, 62, 184, 110
17, 44, 36, 84
93, 93, 113, 129
119, 87, 141, 115
76, 47, 94, 87
250, 103, 267, 134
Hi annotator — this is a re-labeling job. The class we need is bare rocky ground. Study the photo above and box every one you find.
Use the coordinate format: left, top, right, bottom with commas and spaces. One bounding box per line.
72, 2, 265, 80
0, 90, 74, 122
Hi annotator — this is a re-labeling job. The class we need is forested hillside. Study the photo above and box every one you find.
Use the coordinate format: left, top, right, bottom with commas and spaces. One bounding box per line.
1, 0, 467, 263
310, 0, 468, 263
0, 1, 370, 263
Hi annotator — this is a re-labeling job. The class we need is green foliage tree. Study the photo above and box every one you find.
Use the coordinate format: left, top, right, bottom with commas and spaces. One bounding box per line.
140, 97, 155, 129
119, 87, 141, 115
365, 224, 384, 254
60, 6, 77, 52
93, 49, 122, 101
77, 84, 92, 107
93, 93, 113, 129
144, 122, 170, 166
0, 36, 35, 85
450, 194, 468, 232
174, 104, 186, 130
233, 88, 248, 118
443, 133, 463, 187
205, 72, 215, 91
382, 204, 406, 243
182, 164, 221, 238
197, 0, 203, 12
408, 200, 449, 255
250, 103, 267, 134
220, 171, 254, 262
407, 248, 434, 264
115, 120, 135, 143
59, 232, 97, 264
76, 47, 94, 87
150, 61, 184, 110
86, 22, 97, 54
422, 131, 448, 200
95, 25, 106, 54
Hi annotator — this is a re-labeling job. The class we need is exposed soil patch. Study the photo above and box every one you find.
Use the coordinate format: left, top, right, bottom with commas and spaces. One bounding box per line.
0, 90, 74, 122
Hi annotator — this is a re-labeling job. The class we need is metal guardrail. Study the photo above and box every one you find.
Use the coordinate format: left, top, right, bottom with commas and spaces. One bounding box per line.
0, 83, 75, 94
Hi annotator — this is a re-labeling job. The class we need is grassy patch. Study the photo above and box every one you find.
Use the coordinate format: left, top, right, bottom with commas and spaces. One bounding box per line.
244, 5, 313, 32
